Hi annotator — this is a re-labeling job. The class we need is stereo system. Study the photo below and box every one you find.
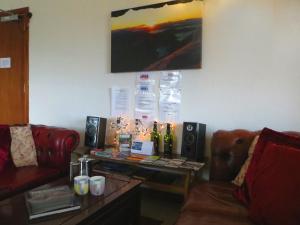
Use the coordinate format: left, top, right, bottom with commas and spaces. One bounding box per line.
84, 116, 107, 149
181, 122, 206, 162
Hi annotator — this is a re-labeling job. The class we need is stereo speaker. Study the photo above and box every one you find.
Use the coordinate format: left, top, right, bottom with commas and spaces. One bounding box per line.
84, 116, 107, 149
181, 122, 206, 162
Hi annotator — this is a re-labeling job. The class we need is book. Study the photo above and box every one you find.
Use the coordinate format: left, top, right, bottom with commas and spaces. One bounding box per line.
127, 154, 146, 161
153, 158, 170, 166
164, 158, 186, 168
90, 149, 104, 155
27, 203, 80, 220
140, 155, 160, 164
94, 151, 112, 158
25, 185, 80, 220
180, 161, 205, 171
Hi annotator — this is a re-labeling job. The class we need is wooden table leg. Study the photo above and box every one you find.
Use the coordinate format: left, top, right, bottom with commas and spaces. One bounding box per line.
133, 188, 141, 225
183, 171, 191, 200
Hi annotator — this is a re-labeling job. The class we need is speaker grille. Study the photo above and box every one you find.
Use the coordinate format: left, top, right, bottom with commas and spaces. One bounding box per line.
84, 116, 107, 149
181, 122, 206, 162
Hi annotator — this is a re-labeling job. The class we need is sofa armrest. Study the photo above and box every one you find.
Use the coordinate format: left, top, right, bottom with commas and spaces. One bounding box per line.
31, 125, 80, 174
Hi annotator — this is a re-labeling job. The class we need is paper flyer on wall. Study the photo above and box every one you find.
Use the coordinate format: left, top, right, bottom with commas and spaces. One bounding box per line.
159, 102, 180, 123
160, 71, 182, 89
136, 73, 156, 92
135, 73, 157, 122
110, 87, 130, 117
159, 90, 181, 123
135, 93, 156, 122
159, 71, 182, 123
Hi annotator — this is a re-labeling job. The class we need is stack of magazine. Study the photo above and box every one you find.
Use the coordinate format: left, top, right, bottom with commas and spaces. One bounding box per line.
25, 185, 80, 220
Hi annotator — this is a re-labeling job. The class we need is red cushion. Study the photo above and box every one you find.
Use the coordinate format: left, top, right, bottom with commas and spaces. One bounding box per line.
0, 125, 11, 173
0, 147, 9, 173
249, 143, 300, 225
234, 128, 300, 205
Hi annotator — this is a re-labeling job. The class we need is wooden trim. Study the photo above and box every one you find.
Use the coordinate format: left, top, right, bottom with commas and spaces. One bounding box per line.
23, 7, 30, 124
0, 7, 31, 17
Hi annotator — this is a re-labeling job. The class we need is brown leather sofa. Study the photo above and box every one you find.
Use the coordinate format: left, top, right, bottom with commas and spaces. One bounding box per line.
176, 129, 260, 225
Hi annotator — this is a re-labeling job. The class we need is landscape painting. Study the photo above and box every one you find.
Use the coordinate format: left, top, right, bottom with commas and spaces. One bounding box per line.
111, 0, 203, 73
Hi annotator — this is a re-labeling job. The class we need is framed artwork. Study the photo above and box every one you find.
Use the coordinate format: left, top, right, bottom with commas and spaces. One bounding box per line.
111, 0, 203, 73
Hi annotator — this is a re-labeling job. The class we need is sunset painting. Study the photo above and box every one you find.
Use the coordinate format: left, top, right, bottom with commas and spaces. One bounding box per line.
111, 0, 203, 73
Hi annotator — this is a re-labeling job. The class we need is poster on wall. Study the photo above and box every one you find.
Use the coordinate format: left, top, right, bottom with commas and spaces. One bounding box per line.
111, 0, 203, 73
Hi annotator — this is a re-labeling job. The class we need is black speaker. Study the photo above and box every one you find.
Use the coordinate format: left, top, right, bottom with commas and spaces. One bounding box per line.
84, 116, 107, 149
181, 122, 206, 162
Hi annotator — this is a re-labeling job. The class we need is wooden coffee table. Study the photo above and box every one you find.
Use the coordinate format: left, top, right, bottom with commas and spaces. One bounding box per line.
90, 153, 204, 199
0, 174, 141, 225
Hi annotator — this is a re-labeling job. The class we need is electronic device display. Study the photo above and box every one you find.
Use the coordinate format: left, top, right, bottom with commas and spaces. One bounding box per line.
131, 141, 154, 155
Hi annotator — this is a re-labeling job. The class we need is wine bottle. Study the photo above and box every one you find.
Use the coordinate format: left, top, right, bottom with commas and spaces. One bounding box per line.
151, 121, 160, 155
164, 123, 173, 158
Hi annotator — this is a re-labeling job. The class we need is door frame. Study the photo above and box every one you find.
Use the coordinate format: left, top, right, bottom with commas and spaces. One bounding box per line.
0, 7, 30, 123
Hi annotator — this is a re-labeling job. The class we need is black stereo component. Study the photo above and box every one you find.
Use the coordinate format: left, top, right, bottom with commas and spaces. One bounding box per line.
84, 116, 107, 149
181, 122, 206, 162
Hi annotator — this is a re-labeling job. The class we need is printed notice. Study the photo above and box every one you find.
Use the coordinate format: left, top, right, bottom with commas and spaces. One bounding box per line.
159, 90, 181, 123
135, 93, 156, 122
0, 57, 11, 68
135, 73, 157, 122
159, 71, 182, 123
110, 87, 130, 117
160, 71, 182, 89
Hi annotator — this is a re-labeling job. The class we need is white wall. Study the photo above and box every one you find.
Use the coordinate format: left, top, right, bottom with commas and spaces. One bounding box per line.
1, 0, 300, 155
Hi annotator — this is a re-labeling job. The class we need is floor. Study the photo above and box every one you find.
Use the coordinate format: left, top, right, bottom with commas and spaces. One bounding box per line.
141, 189, 183, 225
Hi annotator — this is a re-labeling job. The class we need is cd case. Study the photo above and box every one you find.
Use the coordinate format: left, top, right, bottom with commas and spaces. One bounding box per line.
25, 185, 80, 220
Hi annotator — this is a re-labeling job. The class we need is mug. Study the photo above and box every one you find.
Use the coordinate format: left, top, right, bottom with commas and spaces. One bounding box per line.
74, 175, 89, 195
89, 176, 105, 196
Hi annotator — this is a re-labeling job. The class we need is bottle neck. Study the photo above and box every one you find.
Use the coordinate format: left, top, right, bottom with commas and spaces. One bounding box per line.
166, 124, 171, 135
153, 124, 158, 132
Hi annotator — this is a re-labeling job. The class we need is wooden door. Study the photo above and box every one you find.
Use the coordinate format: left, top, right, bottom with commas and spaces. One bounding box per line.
0, 7, 30, 125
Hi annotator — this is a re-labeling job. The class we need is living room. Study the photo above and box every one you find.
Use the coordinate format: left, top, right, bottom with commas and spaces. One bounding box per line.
0, 0, 299, 225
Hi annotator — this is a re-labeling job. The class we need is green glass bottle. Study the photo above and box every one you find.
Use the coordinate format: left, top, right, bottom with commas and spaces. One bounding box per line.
151, 121, 160, 155
164, 123, 173, 158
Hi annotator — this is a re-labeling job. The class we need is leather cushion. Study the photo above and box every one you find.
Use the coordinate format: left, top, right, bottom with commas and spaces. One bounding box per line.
236, 128, 300, 205
0, 147, 9, 173
0, 125, 11, 173
176, 182, 254, 225
0, 165, 60, 194
249, 143, 300, 225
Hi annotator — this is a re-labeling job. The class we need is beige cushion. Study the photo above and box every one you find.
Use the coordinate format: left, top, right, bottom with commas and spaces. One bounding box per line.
10, 126, 38, 167
232, 135, 259, 186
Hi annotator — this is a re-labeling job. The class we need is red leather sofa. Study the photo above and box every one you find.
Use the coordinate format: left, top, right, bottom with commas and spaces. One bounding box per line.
0, 125, 80, 200
176, 129, 300, 225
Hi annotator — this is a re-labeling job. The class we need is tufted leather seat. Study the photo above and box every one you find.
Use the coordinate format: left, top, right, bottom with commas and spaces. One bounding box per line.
176, 182, 253, 225
0, 125, 79, 200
